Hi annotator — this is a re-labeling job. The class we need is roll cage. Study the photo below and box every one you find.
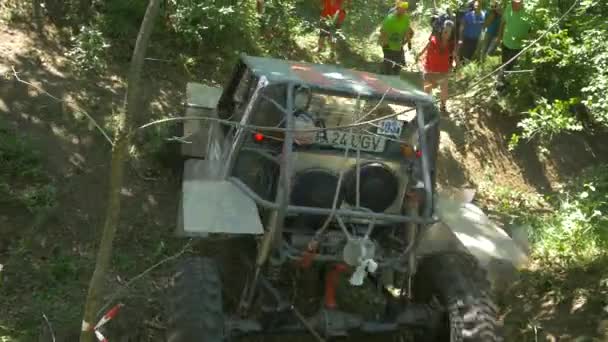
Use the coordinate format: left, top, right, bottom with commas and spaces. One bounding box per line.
215, 57, 441, 226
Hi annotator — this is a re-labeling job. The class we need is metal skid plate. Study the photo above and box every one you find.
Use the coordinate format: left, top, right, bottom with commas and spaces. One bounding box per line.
181, 82, 223, 159
177, 159, 264, 237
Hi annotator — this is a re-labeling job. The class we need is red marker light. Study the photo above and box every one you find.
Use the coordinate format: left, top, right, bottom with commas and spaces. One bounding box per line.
253, 133, 264, 142
415, 149, 422, 158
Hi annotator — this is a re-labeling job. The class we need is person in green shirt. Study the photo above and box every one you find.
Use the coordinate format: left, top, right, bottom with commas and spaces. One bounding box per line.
379, 1, 414, 75
495, 0, 531, 89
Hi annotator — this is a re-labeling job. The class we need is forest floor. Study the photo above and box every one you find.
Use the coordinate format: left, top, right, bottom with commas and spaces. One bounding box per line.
1, 16, 607, 342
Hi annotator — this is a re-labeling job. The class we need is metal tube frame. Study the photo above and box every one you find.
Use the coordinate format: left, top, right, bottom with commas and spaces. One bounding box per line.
221, 84, 439, 225
228, 79, 440, 316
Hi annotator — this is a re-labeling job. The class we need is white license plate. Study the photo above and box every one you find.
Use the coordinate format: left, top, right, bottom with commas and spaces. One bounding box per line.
377, 119, 403, 137
314, 131, 386, 153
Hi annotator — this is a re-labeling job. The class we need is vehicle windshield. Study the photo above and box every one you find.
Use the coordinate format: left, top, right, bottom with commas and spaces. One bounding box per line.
290, 88, 419, 157
242, 83, 431, 159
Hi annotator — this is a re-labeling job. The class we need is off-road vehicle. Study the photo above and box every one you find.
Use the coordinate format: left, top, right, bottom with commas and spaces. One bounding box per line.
166, 54, 500, 341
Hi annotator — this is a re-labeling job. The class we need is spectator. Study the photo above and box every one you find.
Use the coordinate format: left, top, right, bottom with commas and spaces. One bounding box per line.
496, 0, 531, 89
458, 0, 486, 62
318, 0, 349, 54
481, 0, 502, 57
379, 1, 414, 75
417, 20, 457, 112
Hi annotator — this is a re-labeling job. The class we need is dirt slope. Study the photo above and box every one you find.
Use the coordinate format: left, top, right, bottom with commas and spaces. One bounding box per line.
1, 22, 185, 341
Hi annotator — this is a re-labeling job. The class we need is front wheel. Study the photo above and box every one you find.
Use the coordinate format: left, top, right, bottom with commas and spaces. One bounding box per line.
166, 257, 225, 342
413, 252, 501, 342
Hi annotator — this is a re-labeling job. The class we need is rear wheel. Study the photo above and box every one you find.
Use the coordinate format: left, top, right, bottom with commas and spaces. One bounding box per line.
166, 257, 225, 342
413, 252, 500, 342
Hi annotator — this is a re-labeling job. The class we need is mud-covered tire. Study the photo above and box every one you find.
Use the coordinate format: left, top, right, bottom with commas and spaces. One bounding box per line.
166, 257, 224, 342
413, 252, 500, 342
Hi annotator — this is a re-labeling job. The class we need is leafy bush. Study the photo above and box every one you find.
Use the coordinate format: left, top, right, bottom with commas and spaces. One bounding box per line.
166, 0, 260, 52
65, 25, 110, 73
508, 97, 582, 149
508, 0, 608, 146
531, 165, 608, 265
480, 161, 608, 267
95, 0, 150, 40
0, 0, 30, 23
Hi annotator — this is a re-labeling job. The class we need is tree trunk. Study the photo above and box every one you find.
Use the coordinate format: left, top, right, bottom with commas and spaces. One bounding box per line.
72, 0, 93, 34
32, 0, 42, 32
79, 1, 162, 341
32, 0, 42, 19
80, 0, 92, 21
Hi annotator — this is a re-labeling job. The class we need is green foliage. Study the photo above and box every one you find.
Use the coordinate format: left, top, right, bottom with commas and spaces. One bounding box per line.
0, 0, 30, 23
508, 97, 582, 149
0, 128, 44, 180
532, 165, 608, 266
0, 120, 56, 213
167, 0, 260, 51
483, 164, 608, 267
65, 25, 110, 73
508, 0, 608, 146
96, 0, 150, 40
478, 165, 547, 224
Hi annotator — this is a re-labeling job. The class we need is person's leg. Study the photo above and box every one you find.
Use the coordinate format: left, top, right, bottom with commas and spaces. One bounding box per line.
461, 38, 477, 61
485, 32, 497, 55
382, 49, 393, 75
383, 49, 399, 75
478, 34, 488, 62
329, 22, 341, 56
439, 75, 449, 111
392, 48, 405, 75
497, 43, 510, 86
423, 80, 436, 94
498, 45, 522, 91
424, 72, 439, 94
471, 37, 481, 61
487, 37, 498, 55
318, 20, 329, 51
503, 45, 519, 72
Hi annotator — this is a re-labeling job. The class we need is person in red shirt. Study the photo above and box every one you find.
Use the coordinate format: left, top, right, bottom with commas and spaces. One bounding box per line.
318, 0, 349, 54
417, 20, 457, 112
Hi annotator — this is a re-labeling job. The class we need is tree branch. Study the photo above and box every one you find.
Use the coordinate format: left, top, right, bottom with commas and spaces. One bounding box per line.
95, 240, 193, 317
11, 66, 115, 146
42, 312, 56, 342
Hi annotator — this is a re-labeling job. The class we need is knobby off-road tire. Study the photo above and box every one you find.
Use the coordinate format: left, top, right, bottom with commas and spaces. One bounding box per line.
413, 252, 500, 342
166, 257, 225, 342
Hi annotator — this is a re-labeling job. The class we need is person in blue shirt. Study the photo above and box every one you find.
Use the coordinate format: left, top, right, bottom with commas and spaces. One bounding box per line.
457, 0, 486, 62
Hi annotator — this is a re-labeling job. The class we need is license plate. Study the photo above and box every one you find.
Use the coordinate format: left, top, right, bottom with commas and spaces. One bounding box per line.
314, 131, 386, 153
377, 119, 403, 137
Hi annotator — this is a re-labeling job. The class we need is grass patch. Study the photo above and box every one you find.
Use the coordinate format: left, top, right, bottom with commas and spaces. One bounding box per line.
0, 120, 56, 214
479, 163, 608, 267
480, 164, 608, 340
530, 164, 608, 266
502, 255, 608, 341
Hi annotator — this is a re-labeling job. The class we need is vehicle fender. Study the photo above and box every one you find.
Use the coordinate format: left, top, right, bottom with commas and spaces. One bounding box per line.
181, 83, 223, 159
417, 194, 530, 294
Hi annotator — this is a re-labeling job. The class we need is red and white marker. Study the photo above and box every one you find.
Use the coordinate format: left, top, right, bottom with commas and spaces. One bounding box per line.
94, 303, 124, 330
